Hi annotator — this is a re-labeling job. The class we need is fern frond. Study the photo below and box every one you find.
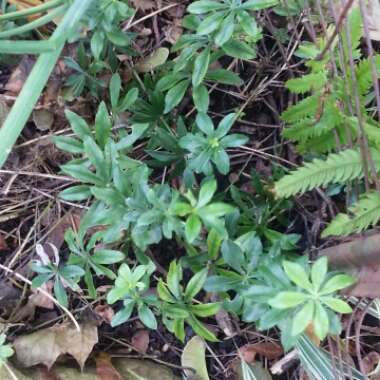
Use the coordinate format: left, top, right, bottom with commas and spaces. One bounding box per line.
322, 191, 380, 237
286, 72, 327, 94
355, 55, 380, 94
281, 95, 319, 123
274, 149, 380, 198
342, 7, 362, 60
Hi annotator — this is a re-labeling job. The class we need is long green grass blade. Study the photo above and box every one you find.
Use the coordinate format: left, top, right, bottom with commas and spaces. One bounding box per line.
0, 5, 66, 39
0, 0, 93, 168
0, 0, 64, 21
296, 335, 367, 380
0, 39, 58, 54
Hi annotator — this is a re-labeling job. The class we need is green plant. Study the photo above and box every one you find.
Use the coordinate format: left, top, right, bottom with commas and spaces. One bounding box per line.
0, 334, 13, 368
172, 178, 235, 243
156, 0, 277, 114
179, 113, 248, 175
158, 261, 220, 342
269, 256, 355, 340
107, 262, 158, 328
65, 228, 125, 299
274, 7, 380, 237
31, 244, 85, 307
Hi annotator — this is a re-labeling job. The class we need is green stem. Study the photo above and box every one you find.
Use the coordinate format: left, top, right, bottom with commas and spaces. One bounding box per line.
0, 0, 64, 21
0, 0, 94, 168
0, 39, 58, 54
0, 5, 66, 38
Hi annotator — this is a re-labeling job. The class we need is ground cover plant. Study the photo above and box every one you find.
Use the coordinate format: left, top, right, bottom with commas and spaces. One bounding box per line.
1, 0, 380, 379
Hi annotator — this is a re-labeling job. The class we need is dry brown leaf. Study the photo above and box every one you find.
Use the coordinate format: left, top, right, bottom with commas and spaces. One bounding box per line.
29, 282, 54, 310
131, 329, 149, 354
5, 56, 35, 95
135, 47, 169, 73
239, 342, 283, 363
94, 304, 114, 324
13, 322, 98, 370
130, 0, 155, 11
32, 109, 55, 131
96, 353, 123, 380
0, 233, 8, 251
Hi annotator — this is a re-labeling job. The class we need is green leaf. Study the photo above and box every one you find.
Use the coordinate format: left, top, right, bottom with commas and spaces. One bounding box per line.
196, 112, 214, 135
107, 30, 130, 46
185, 268, 208, 301
197, 11, 226, 35
95, 102, 111, 148
283, 261, 313, 292
109, 73, 121, 109
240, 0, 278, 10
157, 280, 175, 302
292, 300, 314, 336
238, 10, 260, 38
138, 304, 157, 329
164, 79, 190, 113
320, 274, 356, 295
91, 30, 104, 60
216, 113, 236, 137
172, 202, 193, 216
186, 214, 202, 243
65, 110, 91, 139
198, 179, 217, 208
181, 336, 210, 380
92, 249, 125, 264
212, 149, 230, 174
193, 85, 210, 113
188, 0, 227, 14
187, 314, 218, 342
167, 261, 182, 299
313, 302, 329, 340
190, 303, 221, 317
222, 39, 256, 59
59, 185, 91, 201
322, 297, 352, 313
207, 229, 222, 260
111, 300, 135, 327
192, 48, 211, 87
215, 13, 234, 46
60, 164, 103, 186
205, 69, 243, 85
53, 136, 83, 154
311, 257, 328, 292
54, 279, 68, 307
268, 291, 308, 309
197, 202, 234, 218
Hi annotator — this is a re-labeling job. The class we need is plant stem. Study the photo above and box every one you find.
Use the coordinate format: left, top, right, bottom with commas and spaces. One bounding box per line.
0, 39, 58, 54
0, 5, 66, 39
0, 0, 93, 168
0, 0, 64, 21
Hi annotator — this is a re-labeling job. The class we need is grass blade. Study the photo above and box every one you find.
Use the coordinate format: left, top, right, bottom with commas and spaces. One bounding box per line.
0, 0, 94, 168
296, 335, 366, 380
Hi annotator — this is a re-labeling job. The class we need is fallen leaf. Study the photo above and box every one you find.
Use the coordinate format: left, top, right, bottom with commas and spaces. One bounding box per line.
131, 329, 149, 354
135, 47, 169, 73
0, 98, 10, 127
5, 56, 35, 95
13, 322, 98, 369
239, 342, 283, 363
181, 336, 209, 380
29, 281, 55, 310
32, 109, 55, 131
96, 353, 123, 380
363, 351, 380, 375
94, 304, 114, 324
130, 0, 155, 10
0, 233, 8, 251
0, 358, 180, 380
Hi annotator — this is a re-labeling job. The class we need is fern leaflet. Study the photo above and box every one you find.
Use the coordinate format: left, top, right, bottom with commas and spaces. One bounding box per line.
322, 191, 380, 237
274, 149, 380, 198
